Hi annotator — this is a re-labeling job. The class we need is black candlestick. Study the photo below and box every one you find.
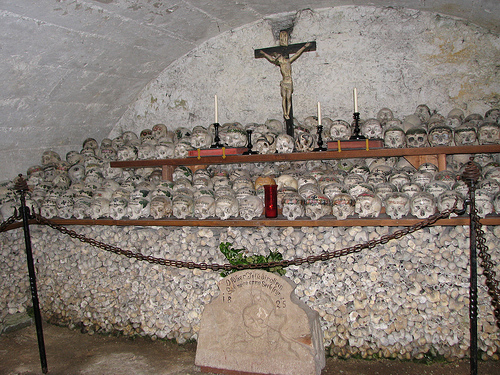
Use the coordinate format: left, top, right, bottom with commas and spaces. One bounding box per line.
313, 125, 327, 151
243, 130, 257, 155
350, 112, 366, 140
210, 123, 223, 148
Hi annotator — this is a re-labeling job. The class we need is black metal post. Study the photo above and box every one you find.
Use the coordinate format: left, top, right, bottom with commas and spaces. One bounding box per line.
17, 176, 48, 374
469, 181, 478, 375
350, 112, 365, 140
210, 123, 223, 148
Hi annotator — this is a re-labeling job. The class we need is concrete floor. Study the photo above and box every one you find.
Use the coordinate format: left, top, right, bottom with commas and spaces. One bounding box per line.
1, 322, 500, 375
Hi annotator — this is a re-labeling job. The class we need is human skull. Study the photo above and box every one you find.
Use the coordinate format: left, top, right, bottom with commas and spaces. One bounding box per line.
238, 195, 263, 220
275, 134, 295, 153
330, 193, 355, 220
374, 183, 398, 203
219, 122, 247, 147
304, 194, 331, 220
172, 194, 194, 219
377, 108, 394, 126
478, 121, 500, 145
411, 171, 433, 189
41, 150, 61, 166
174, 141, 192, 158
127, 198, 150, 219
405, 127, 428, 148
410, 192, 436, 219
150, 196, 172, 219
83, 138, 99, 151
424, 181, 449, 199
193, 196, 215, 220
66, 151, 83, 166
109, 197, 129, 220
418, 162, 439, 175
343, 173, 365, 188
215, 195, 239, 220
156, 143, 175, 159
355, 193, 382, 218
329, 120, 351, 140
89, 197, 110, 219
173, 166, 193, 182
281, 193, 305, 220
493, 192, 500, 214
137, 144, 156, 160
384, 192, 410, 220
434, 170, 458, 189
448, 108, 465, 123
190, 126, 213, 149
152, 124, 168, 139
388, 173, 411, 191
415, 104, 431, 123
437, 191, 464, 217
428, 125, 454, 147
73, 197, 91, 219
477, 178, 500, 197
475, 189, 494, 218
454, 123, 478, 146
99, 147, 117, 161
348, 183, 374, 199
294, 132, 315, 152
298, 183, 321, 199
361, 118, 383, 139
117, 145, 137, 161
384, 127, 406, 148
254, 133, 277, 154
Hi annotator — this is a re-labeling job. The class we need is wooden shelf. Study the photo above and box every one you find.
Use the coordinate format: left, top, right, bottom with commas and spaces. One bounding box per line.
110, 144, 500, 169
5, 215, 499, 230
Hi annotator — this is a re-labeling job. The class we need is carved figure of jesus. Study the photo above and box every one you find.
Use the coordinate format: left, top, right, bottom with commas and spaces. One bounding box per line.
259, 31, 312, 120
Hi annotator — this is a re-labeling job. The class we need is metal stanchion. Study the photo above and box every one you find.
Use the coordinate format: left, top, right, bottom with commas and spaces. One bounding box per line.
15, 175, 48, 374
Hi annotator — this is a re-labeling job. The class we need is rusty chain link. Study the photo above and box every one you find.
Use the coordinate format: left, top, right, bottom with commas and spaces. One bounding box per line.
0, 213, 21, 233
27, 207, 456, 273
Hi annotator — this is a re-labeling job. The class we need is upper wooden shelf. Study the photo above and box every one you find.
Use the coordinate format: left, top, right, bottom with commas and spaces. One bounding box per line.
110, 144, 500, 169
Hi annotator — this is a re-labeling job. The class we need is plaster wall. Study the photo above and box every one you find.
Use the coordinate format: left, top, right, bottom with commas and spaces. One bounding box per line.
111, 6, 500, 138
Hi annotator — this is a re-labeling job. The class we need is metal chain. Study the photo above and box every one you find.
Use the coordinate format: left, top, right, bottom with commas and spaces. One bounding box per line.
0, 213, 21, 233
33, 207, 455, 272
471, 199, 500, 329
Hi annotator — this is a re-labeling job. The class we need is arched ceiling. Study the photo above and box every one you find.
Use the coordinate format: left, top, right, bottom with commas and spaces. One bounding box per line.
1, 0, 499, 180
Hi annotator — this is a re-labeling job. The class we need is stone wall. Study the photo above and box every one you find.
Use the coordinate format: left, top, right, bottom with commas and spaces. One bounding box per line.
2, 223, 500, 360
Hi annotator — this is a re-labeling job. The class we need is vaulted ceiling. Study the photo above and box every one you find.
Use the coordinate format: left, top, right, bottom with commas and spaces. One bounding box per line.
1, 0, 499, 180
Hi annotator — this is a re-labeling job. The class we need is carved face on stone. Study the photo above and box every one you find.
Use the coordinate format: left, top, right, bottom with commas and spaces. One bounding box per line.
410, 192, 436, 219
156, 143, 175, 159
89, 197, 110, 220
361, 118, 383, 139
193, 196, 215, 220
355, 193, 382, 218
238, 195, 263, 221
281, 193, 305, 220
149, 196, 172, 219
478, 121, 500, 145
215, 195, 239, 220
330, 193, 355, 220
329, 120, 351, 140
254, 133, 277, 154
428, 125, 454, 147
109, 197, 129, 220
377, 108, 394, 126
190, 126, 213, 149
406, 127, 428, 148
454, 123, 477, 146
384, 127, 406, 148
437, 191, 464, 217
384, 192, 410, 219
304, 194, 331, 220
475, 189, 494, 218
275, 134, 295, 153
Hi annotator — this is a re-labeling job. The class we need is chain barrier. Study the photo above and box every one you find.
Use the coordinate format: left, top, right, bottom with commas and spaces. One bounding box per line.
28, 207, 456, 272
0, 212, 21, 233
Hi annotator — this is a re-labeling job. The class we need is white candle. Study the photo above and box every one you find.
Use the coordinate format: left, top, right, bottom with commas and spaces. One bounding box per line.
214, 95, 218, 124
353, 88, 358, 113
317, 102, 322, 126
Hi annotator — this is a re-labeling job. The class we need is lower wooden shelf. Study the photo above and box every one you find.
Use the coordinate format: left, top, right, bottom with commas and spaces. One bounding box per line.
5, 215, 499, 230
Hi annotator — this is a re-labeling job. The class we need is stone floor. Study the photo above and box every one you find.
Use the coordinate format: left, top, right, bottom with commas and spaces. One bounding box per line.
1, 322, 500, 375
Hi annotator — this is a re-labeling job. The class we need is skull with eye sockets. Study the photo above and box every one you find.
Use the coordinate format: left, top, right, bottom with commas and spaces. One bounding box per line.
384, 127, 406, 148
281, 192, 305, 220
428, 124, 454, 147
193, 196, 215, 220
304, 194, 331, 220
328, 120, 351, 140
478, 121, 500, 145
172, 194, 194, 219
410, 192, 436, 219
275, 134, 295, 153
109, 197, 129, 220
238, 195, 263, 221
330, 193, 355, 220
437, 191, 464, 218
355, 193, 382, 218
405, 127, 428, 148
384, 192, 411, 220
215, 195, 239, 220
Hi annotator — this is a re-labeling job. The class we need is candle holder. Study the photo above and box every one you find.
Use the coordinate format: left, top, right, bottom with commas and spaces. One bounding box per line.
210, 123, 224, 148
350, 112, 366, 140
313, 125, 327, 151
243, 129, 258, 155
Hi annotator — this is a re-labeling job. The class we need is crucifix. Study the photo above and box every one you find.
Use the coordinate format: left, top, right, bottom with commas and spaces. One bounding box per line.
255, 30, 316, 137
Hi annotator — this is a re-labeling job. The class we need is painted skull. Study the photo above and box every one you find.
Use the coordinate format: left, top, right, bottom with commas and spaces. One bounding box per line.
137, 144, 156, 160
117, 145, 137, 161
99, 147, 117, 161
83, 138, 99, 151
415, 104, 431, 123
190, 126, 213, 149
384, 127, 406, 148
219, 123, 247, 148
454, 123, 477, 146
329, 120, 351, 140
156, 143, 175, 159
411, 171, 434, 188
174, 141, 192, 158
66, 151, 83, 166
127, 198, 150, 219
355, 193, 382, 218
294, 132, 315, 152
254, 133, 277, 154
152, 124, 167, 139
405, 127, 428, 148
330, 193, 355, 220
304, 194, 331, 220
108, 196, 128, 220
275, 134, 295, 153
475, 189, 494, 218
410, 192, 436, 219
150, 196, 172, 219
41, 150, 61, 166
172, 194, 194, 219
428, 125, 454, 147
281, 192, 304, 220
437, 191, 464, 217
424, 181, 449, 199
478, 121, 500, 145
193, 196, 216, 220
384, 192, 410, 220
374, 183, 398, 203
323, 183, 345, 200
40, 199, 58, 219
89, 197, 111, 219
361, 118, 383, 139
377, 108, 394, 126
238, 195, 263, 221
215, 195, 239, 220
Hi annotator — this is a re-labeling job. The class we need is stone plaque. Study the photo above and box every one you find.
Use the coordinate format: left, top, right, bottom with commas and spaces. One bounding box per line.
195, 270, 325, 375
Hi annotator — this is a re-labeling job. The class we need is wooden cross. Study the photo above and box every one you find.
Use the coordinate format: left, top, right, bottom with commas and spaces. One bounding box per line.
255, 30, 316, 137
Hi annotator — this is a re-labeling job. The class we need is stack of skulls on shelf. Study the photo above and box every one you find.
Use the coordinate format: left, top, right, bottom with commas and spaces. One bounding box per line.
1, 108, 499, 222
